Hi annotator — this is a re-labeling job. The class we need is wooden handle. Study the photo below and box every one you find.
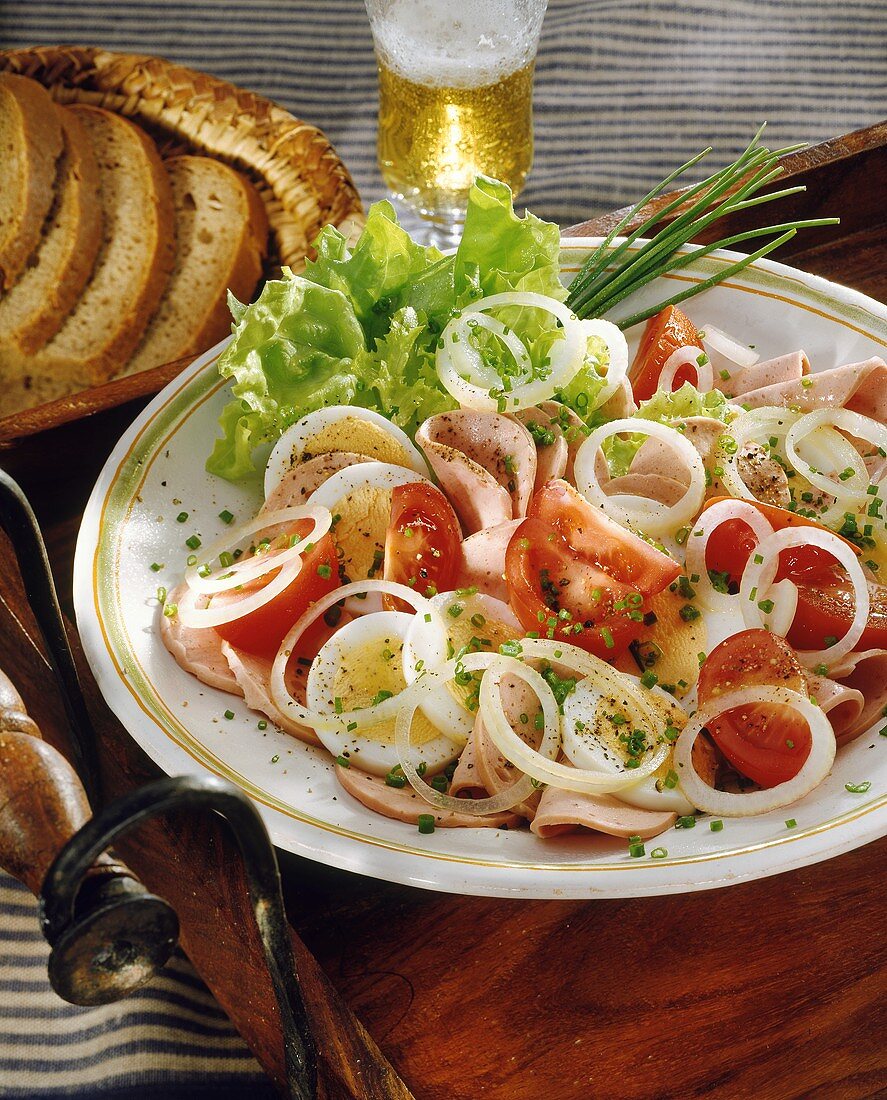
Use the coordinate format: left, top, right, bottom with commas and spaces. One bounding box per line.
0, 667, 119, 895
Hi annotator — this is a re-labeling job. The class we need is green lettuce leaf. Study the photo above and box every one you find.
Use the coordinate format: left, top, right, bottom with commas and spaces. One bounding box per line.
206, 274, 365, 480
206, 177, 574, 481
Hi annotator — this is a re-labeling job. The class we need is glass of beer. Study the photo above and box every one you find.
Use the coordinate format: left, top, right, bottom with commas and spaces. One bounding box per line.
364, 0, 548, 246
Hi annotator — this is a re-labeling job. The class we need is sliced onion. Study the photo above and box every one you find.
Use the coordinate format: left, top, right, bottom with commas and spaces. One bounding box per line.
659, 345, 713, 394
446, 312, 532, 390
178, 557, 303, 629
786, 408, 885, 517
394, 651, 560, 816
268, 579, 433, 732
435, 292, 588, 412
580, 318, 629, 410
683, 498, 775, 610
701, 322, 760, 370
718, 406, 800, 501
184, 506, 331, 596
479, 656, 666, 795
738, 526, 870, 667
574, 417, 707, 536
674, 685, 836, 816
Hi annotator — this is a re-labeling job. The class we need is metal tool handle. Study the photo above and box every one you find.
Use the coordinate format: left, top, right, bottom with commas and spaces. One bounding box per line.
42, 775, 318, 1100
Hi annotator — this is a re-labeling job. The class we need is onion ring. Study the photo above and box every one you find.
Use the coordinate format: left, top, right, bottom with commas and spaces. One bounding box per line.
184, 505, 331, 596
738, 526, 870, 667
659, 345, 713, 394
674, 685, 836, 816
435, 291, 588, 412
574, 417, 707, 536
394, 651, 561, 815
683, 498, 776, 610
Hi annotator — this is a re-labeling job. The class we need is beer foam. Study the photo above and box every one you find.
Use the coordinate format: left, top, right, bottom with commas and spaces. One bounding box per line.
371, 0, 543, 87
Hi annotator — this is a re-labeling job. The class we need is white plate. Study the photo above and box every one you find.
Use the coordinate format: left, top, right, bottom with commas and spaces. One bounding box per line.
74, 240, 887, 899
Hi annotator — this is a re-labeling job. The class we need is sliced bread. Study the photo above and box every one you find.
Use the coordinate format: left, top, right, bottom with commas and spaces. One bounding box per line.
1, 105, 176, 411
0, 105, 103, 356
0, 73, 63, 290
123, 155, 269, 377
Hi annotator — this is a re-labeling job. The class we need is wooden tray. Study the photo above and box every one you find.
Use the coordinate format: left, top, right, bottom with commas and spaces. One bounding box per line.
2, 121, 886, 1098
0, 46, 364, 446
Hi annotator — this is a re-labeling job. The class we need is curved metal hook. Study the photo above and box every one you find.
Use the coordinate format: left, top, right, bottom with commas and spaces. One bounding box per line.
41, 774, 317, 1100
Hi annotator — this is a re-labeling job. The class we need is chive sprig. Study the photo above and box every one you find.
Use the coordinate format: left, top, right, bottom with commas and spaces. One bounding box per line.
565, 125, 839, 330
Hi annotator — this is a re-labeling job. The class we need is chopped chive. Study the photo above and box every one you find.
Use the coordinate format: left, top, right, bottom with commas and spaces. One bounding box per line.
185, 534, 201, 550
257, 720, 268, 730
219, 509, 235, 524
176, 511, 188, 523
663, 769, 679, 790
675, 815, 696, 829
844, 780, 871, 794
628, 841, 645, 858
163, 603, 178, 618
650, 847, 668, 859
417, 814, 435, 834
600, 626, 615, 649
316, 563, 332, 579
447, 603, 464, 618
150, 561, 164, 572
785, 818, 797, 829
155, 586, 167, 603
709, 819, 724, 832
336, 755, 350, 768
224, 709, 235, 720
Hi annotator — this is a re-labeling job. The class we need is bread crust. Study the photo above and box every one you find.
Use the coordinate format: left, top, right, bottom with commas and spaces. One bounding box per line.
0, 73, 63, 290
0, 105, 103, 354
183, 158, 269, 356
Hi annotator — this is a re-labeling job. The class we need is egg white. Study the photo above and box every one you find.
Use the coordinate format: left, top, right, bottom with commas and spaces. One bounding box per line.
306, 610, 460, 775
561, 678, 694, 813
265, 406, 429, 498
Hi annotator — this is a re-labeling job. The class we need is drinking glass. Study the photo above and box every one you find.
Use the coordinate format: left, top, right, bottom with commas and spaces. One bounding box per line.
364, 0, 548, 246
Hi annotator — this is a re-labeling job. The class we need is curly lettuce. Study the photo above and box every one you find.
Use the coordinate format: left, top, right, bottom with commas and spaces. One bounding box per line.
206, 176, 567, 481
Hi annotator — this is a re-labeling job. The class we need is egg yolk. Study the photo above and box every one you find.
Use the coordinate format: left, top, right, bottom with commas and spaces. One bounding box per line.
329, 637, 441, 747
304, 419, 413, 468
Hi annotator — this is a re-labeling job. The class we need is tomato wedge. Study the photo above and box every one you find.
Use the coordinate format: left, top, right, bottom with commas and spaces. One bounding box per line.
628, 305, 703, 402
382, 481, 462, 610
697, 630, 811, 788
701, 497, 887, 651
505, 517, 639, 657
216, 522, 340, 660
529, 480, 681, 595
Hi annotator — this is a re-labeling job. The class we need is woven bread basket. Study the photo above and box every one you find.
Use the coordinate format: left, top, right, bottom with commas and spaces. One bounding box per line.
0, 45, 365, 277
0, 45, 366, 445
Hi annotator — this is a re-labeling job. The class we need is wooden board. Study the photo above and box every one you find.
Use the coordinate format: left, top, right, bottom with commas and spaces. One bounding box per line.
2, 120, 886, 1098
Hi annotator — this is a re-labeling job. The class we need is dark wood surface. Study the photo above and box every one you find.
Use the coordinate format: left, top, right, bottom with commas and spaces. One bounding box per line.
2, 122, 886, 1099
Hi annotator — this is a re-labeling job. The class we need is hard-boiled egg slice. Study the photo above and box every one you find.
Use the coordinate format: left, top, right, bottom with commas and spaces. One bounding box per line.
561, 678, 694, 813
265, 406, 428, 498
306, 610, 459, 775
404, 590, 523, 737
306, 462, 433, 586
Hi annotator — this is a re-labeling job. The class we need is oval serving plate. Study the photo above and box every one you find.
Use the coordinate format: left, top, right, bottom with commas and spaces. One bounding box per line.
74, 240, 887, 899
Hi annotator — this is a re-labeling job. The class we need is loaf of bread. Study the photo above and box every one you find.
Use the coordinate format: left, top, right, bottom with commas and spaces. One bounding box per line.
0, 73, 63, 291
0, 75, 270, 420
124, 155, 269, 376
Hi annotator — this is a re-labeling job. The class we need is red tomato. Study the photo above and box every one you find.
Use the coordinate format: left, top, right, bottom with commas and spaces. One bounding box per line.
382, 482, 462, 610
216, 523, 340, 659
628, 305, 703, 402
700, 497, 887, 651
697, 630, 811, 788
505, 517, 641, 658
530, 480, 680, 594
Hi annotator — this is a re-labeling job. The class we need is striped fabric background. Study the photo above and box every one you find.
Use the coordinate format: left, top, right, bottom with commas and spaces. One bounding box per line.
1, 0, 885, 1095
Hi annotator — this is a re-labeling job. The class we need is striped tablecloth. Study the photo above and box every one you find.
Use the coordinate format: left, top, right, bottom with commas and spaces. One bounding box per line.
1, 1, 885, 1095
